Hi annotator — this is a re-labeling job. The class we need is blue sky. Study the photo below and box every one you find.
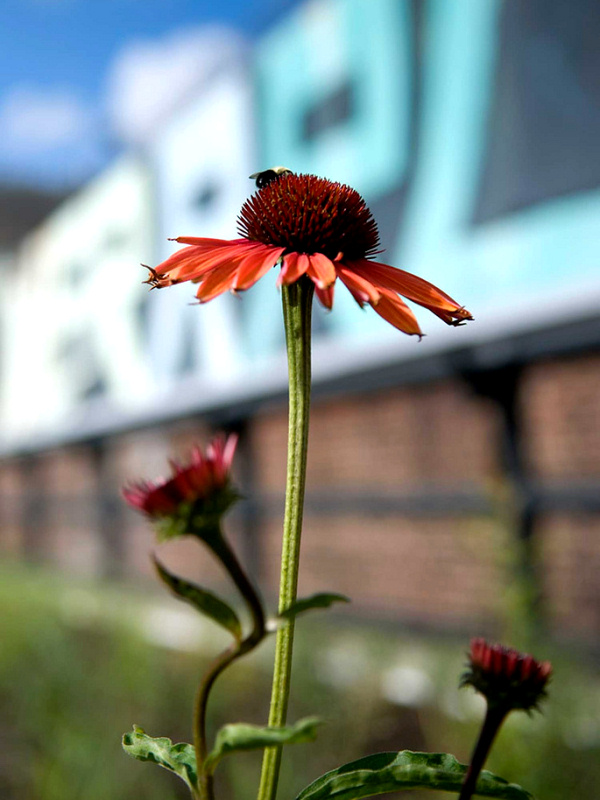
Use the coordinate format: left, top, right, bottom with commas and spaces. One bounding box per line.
0, 0, 297, 190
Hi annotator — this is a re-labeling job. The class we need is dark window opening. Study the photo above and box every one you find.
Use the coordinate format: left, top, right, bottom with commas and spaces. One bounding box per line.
302, 80, 355, 142
193, 182, 220, 211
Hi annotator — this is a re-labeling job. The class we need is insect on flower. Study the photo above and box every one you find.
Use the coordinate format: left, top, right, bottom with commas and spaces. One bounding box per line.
249, 165, 293, 188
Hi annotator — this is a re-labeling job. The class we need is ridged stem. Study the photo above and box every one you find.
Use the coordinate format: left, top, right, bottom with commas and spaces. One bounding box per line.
257, 278, 314, 800
193, 530, 266, 800
458, 704, 507, 800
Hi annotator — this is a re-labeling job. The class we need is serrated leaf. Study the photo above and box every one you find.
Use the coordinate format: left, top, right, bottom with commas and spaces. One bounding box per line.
295, 751, 533, 800
122, 725, 197, 790
278, 593, 350, 621
154, 556, 242, 639
205, 717, 321, 774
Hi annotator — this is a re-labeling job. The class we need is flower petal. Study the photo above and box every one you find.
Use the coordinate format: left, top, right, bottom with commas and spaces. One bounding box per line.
156, 242, 256, 283
350, 259, 471, 320
370, 288, 423, 336
315, 282, 335, 310
336, 263, 381, 307
277, 252, 310, 286
155, 245, 214, 276
195, 262, 241, 302
171, 237, 248, 247
179, 243, 264, 283
307, 253, 336, 289
233, 245, 285, 291
212, 433, 239, 480
417, 303, 473, 326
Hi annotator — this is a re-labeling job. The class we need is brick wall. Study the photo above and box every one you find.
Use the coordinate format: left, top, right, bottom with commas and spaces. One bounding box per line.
520, 355, 600, 638
521, 356, 600, 478
252, 381, 502, 492
1, 352, 599, 641
251, 381, 504, 629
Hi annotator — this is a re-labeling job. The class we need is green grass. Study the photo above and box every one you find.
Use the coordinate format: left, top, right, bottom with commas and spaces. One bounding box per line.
0, 562, 598, 800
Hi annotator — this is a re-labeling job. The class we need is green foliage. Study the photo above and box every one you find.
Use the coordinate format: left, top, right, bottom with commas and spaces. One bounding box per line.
153, 556, 242, 640
205, 717, 321, 774
1, 565, 600, 800
0, 564, 204, 800
295, 751, 532, 800
278, 593, 350, 622
122, 726, 197, 791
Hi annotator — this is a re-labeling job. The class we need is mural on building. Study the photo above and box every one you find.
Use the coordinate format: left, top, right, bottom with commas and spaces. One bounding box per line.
1, 0, 599, 448
1, 156, 154, 439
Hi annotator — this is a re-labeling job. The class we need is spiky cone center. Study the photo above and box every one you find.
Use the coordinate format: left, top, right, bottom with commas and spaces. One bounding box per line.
461, 638, 552, 712
238, 172, 380, 261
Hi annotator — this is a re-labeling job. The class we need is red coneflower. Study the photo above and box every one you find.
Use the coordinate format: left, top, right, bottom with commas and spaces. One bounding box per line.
458, 638, 552, 800
122, 435, 238, 540
145, 171, 472, 337
461, 637, 552, 713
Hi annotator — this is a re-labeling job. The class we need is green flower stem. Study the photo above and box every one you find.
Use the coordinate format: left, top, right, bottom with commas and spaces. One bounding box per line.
258, 277, 314, 800
193, 529, 266, 800
458, 704, 507, 800
208, 532, 266, 641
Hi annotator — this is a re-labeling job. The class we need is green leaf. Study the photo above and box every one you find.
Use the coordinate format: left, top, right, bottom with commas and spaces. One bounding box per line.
122, 725, 197, 791
295, 751, 533, 800
278, 593, 350, 621
153, 556, 242, 640
205, 717, 321, 774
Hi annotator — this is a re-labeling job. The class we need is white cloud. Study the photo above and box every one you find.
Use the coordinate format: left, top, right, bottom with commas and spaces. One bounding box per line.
106, 25, 247, 146
0, 85, 92, 153
0, 24, 248, 187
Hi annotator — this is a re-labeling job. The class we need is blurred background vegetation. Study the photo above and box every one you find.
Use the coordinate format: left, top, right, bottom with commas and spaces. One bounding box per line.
2, 562, 599, 800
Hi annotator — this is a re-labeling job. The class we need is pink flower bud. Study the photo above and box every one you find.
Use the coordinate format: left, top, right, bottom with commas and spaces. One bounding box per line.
122, 434, 238, 540
461, 638, 552, 712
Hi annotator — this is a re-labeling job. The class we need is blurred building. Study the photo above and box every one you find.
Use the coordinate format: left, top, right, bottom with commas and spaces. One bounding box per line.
1, 0, 599, 644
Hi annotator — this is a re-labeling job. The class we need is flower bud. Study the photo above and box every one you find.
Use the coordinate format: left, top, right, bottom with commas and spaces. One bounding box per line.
122, 435, 239, 541
461, 638, 552, 713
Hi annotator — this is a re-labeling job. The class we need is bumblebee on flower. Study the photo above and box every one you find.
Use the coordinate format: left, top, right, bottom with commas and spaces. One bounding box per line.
144, 168, 472, 338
